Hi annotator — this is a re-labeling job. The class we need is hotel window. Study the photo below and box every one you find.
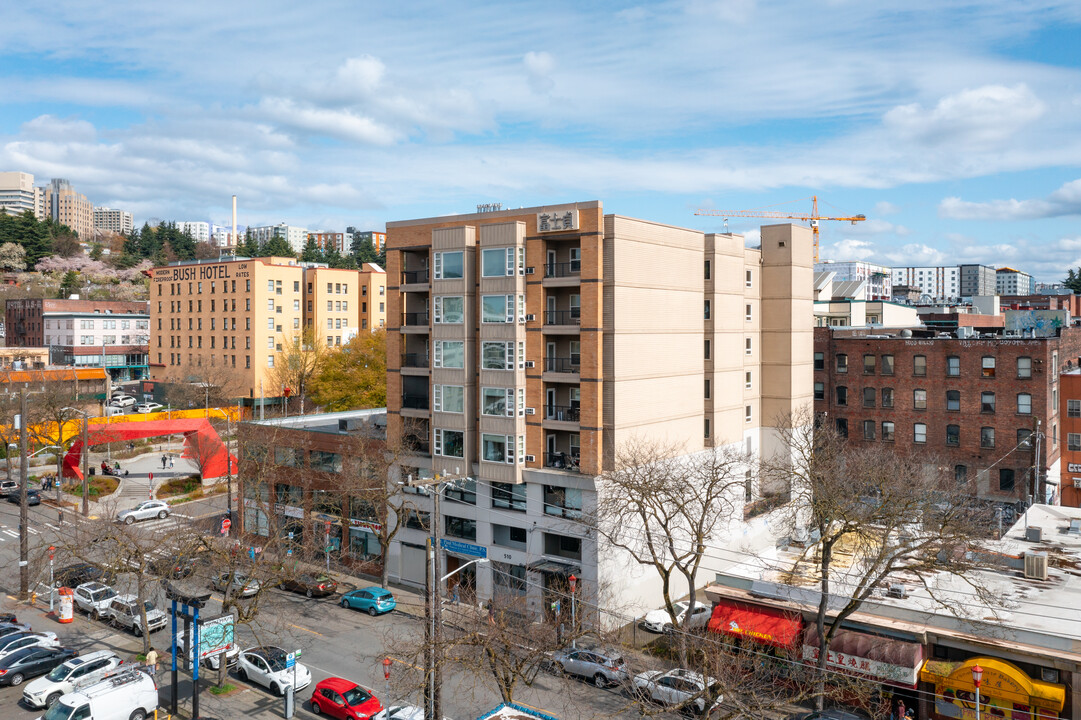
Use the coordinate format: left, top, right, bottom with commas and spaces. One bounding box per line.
913, 423, 927, 444
881, 354, 894, 375
813, 382, 824, 400
1017, 356, 1032, 378
981, 356, 996, 378
980, 427, 995, 448
946, 390, 960, 411
946, 424, 960, 446
814, 352, 824, 370
863, 354, 875, 374
1068, 433, 1081, 452
863, 388, 876, 408
434, 251, 464, 280
981, 392, 995, 413
836, 386, 847, 406
947, 356, 960, 376
881, 422, 894, 442
862, 420, 875, 441
1017, 393, 1031, 415
1069, 399, 1081, 417
836, 354, 848, 373
913, 389, 927, 410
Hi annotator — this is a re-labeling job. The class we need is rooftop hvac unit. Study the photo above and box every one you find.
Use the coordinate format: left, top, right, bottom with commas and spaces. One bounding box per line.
956, 326, 975, 339
524, 455, 535, 462
887, 583, 907, 599
526, 314, 536, 322
1026, 526, 1043, 542
1024, 551, 1049, 581
524, 407, 535, 415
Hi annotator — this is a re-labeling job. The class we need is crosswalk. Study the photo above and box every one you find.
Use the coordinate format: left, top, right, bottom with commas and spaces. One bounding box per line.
0, 524, 39, 540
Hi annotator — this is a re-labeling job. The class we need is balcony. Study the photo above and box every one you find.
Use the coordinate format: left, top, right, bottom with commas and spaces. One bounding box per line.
544, 452, 580, 473
401, 312, 429, 333
402, 269, 429, 285
544, 310, 580, 326
544, 356, 580, 374
401, 353, 429, 369
401, 394, 430, 410
545, 261, 581, 279
545, 405, 580, 422
403, 434, 431, 455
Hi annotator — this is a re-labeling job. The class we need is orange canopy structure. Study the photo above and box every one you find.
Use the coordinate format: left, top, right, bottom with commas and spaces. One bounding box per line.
61, 419, 236, 481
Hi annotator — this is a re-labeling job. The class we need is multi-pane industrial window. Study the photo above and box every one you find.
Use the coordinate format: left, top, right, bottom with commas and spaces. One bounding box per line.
913, 423, 927, 443
946, 390, 960, 411
433, 341, 464, 369
981, 356, 996, 378
1069, 433, 1081, 452
836, 354, 848, 373
981, 392, 996, 413
980, 427, 995, 448
863, 355, 875, 374
863, 388, 876, 408
836, 386, 848, 406
1017, 357, 1032, 378
913, 389, 927, 410
947, 356, 960, 376
433, 385, 464, 413
881, 422, 895, 442
881, 388, 894, 408
1017, 393, 1031, 415
881, 355, 894, 375
946, 425, 960, 446
913, 355, 926, 376
862, 420, 875, 441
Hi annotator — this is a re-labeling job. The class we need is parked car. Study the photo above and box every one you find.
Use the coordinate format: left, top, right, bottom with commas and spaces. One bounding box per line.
175, 632, 239, 670
212, 571, 262, 598
236, 646, 311, 695
7, 488, 41, 506
22, 649, 123, 709
373, 706, 453, 720
0, 632, 60, 662
134, 402, 163, 414
73, 582, 119, 621
277, 573, 338, 598
104, 595, 167, 636
547, 647, 628, 688
0, 623, 32, 641
103, 405, 126, 417
54, 563, 114, 589
640, 601, 712, 634
117, 500, 170, 524
108, 395, 136, 408
787, 711, 871, 720
0, 646, 76, 687
310, 677, 383, 719
0, 479, 18, 496
44, 667, 158, 720
339, 587, 396, 616
633, 668, 723, 715
148, 553, 198, 579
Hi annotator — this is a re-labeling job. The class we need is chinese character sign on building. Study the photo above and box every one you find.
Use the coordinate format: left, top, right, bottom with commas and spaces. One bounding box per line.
537, 210, 579, 233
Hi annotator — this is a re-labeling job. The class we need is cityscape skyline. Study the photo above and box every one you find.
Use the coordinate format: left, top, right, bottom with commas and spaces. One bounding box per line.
0, 2, 1079, 281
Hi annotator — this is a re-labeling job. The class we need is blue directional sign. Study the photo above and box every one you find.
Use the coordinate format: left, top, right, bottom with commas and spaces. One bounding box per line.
439, 538, 487, 558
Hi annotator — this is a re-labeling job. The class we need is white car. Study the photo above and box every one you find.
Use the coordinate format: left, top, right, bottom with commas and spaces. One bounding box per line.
633, 668, 722, 714
640, 601, 712, 633
44, 667, 157, 720
117, 500, 170, 524
108, 395, 136, 407
135, 402, 163, 414
73, 582, 119, 621
212, 571, 262, 598
104, 595, 167, 636
175, 632, 239, 670
374, 706, 454, 720
0, 632, 59, 661
22, 649, 123, 709
236, 646, 311, 695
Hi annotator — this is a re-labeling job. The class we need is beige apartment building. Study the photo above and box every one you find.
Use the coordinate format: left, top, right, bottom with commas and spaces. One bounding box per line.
358, 262, 387, 331
43, 179, 94, 238
383, 201, 813, 619
150, 257, 363, 401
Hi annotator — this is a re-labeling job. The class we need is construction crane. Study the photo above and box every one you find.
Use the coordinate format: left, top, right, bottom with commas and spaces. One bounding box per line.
694, 196, 866, 263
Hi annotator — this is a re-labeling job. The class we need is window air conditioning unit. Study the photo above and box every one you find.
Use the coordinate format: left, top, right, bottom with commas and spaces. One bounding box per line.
525, 407, 535, 415
525, 267, 535, 275
1026, 526, 1043, 543
524, 361, 535, 368
887, 583, 907, 599
524, 455, 535, 463
526, 314, 536, 322
1024, 551, 1049, 581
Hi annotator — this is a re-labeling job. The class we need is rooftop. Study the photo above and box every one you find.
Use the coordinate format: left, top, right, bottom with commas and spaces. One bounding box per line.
247, 408, 386, 438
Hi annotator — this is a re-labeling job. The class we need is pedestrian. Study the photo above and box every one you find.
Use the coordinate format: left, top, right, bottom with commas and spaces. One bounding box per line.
486, 599, 495, 624
451, 584, 460, 605
168, 456, 174, 469
895, 699, 906, 720
145, 647, 158, 677
161, 455, 167, 470
57, 509, 63, 526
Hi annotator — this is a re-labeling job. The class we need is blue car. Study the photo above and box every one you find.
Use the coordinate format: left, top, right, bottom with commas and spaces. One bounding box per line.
339, 587, 396, 616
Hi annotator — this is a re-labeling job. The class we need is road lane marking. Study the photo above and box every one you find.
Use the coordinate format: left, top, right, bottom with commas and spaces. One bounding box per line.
288, 623, 323, 637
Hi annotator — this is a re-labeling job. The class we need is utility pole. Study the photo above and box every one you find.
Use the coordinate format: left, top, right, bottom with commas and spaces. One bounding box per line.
18, 389, 29, 601
81, 415, 89, 517
423, 476, 451, 720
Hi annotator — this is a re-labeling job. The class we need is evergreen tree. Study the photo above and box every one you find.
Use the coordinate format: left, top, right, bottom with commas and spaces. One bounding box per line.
262, 235, 294, 258
323, 244, 346, 268
351, 234, 378, 265
300, 237, 323, 263
238, 228, 260, 257
15, 210, 53, 264
59, 270, 80, 298
1066, 268, 1081, 294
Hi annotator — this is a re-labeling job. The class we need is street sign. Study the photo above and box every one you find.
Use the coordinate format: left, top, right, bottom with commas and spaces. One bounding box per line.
439, 538, 487, 558
324, 520, 331, 532
221, 517, 231, 535
196, 614, 236, 659
285, 652, 296, 669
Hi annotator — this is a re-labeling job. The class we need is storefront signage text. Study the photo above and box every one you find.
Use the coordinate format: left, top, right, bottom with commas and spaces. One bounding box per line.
537, 210, 578, 233
154, 263, 233, 282
802, 645, 917, 686
440, 538, 487, 558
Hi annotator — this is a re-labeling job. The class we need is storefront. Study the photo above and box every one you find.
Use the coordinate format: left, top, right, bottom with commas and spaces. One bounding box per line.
347, 519, 381, 559
919, 657, 1066, 720
706, 598, 803, 649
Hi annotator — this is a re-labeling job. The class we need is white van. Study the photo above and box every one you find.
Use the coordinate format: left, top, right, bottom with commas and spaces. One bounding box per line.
22, 649, 123, 709
103, 406, 125, 417
37, 668, 158, 720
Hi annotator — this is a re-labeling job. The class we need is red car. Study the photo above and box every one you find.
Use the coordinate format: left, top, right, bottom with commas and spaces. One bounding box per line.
310, 677, 384, 719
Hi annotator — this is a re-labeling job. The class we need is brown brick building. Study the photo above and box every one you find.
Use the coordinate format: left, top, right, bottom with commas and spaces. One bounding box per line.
814, 326, 1081, 502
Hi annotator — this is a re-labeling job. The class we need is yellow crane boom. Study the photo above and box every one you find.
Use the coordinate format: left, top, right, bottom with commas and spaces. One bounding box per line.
694, 195, 866, 262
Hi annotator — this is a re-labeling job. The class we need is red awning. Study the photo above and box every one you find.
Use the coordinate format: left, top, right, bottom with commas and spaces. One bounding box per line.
706, 599, 803, 648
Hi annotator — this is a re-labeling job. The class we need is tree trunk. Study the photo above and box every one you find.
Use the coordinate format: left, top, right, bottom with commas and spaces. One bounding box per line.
814, 542, 832, 712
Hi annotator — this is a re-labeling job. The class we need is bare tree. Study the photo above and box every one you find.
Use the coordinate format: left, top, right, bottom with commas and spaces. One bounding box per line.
267, 327, 330, 415
762, 410, 988, 712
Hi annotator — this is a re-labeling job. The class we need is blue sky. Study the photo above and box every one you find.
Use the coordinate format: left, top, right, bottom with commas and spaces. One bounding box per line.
2, 1, 1080, 282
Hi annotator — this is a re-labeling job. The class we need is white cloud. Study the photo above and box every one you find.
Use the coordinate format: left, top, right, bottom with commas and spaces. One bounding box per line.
334, 56, 386, 96
523, 51, 556, 96
255, 97, 401, 146
938, 178, 1081, 220
882, 84, 1045, 148
21, 115, 96, 143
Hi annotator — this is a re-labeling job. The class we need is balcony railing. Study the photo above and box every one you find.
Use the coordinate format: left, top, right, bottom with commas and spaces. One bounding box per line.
544, 356, 580, 373
401, 394, 430, 410
545, 452, 581, 472
401, 353, 429, 368
402, 312, 429, 327
402, 269, 429, 284
404, 435, 431, 454
545, 260, 581, 278
544, 405, 580, 422
544, 310, 581, 326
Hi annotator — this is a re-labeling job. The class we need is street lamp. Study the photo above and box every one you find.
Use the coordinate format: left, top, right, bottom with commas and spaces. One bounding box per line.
382, 657, 392, 708
971, 664, 983, 720
439, 556, 489, 583
568, 574, 578, 649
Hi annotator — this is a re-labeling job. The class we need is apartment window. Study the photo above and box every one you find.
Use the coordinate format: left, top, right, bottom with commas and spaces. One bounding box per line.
704, 300, 711, 320
1069, 399, 1081, 418
881, 355, 894, 375
481, 433, 508, 463
480, 387, 510, 416
1068, 433, 1081, 452
813, 352, 824, 371
482, 295, 513, 323
544, 485, 582, 519
543, 533, 582, 561
981, 392, 995, 414
745, 371, 752, 389
1017, 356, 1032, 378
433, 385, 464, 413
1017, 393, 1031, 415
246, 280, 250, 292
862, 420, 875, 441
434, 341, 464, 369
946, 424, 960, 446
836, 386, 848, 406
293, 300, 300, 311
492, 526, 528, 552
745, 405, 752, 422
704, 260, 711, 280
433, 428, 464, 457
745, 338, 752, 356
444, 516, 476, 541
913, 355, 926, 376
980, 427, 995, 448
267, 280, 274, 293
881, 421, 895, 442
444, 479, 476, 505
267, 299, 274, 312
404, 510, 430, 532
745, 270, 752, 288
982, 356, 996, 378
746, 304, 753, 321
434, 251, 464, 280
836, 354, 848, 373
704, 418, 711, 438
947, 356, 960, 377
863, 354, 875, 374
814, 382, 824, 400
481, 342, 515, 371
881, 388, 894, 408
913, 389, 927, 410
704, 340, 710, 360
999, 469, 1015, 492
293, 281, 300, 292
863, 387, 876, 408
491, 482, 526, 512
914, 423, 927, 443
704, 379, 711, 399
946, 390, 960, 412
482, 248, 516, 277
836, 418, 848, 437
